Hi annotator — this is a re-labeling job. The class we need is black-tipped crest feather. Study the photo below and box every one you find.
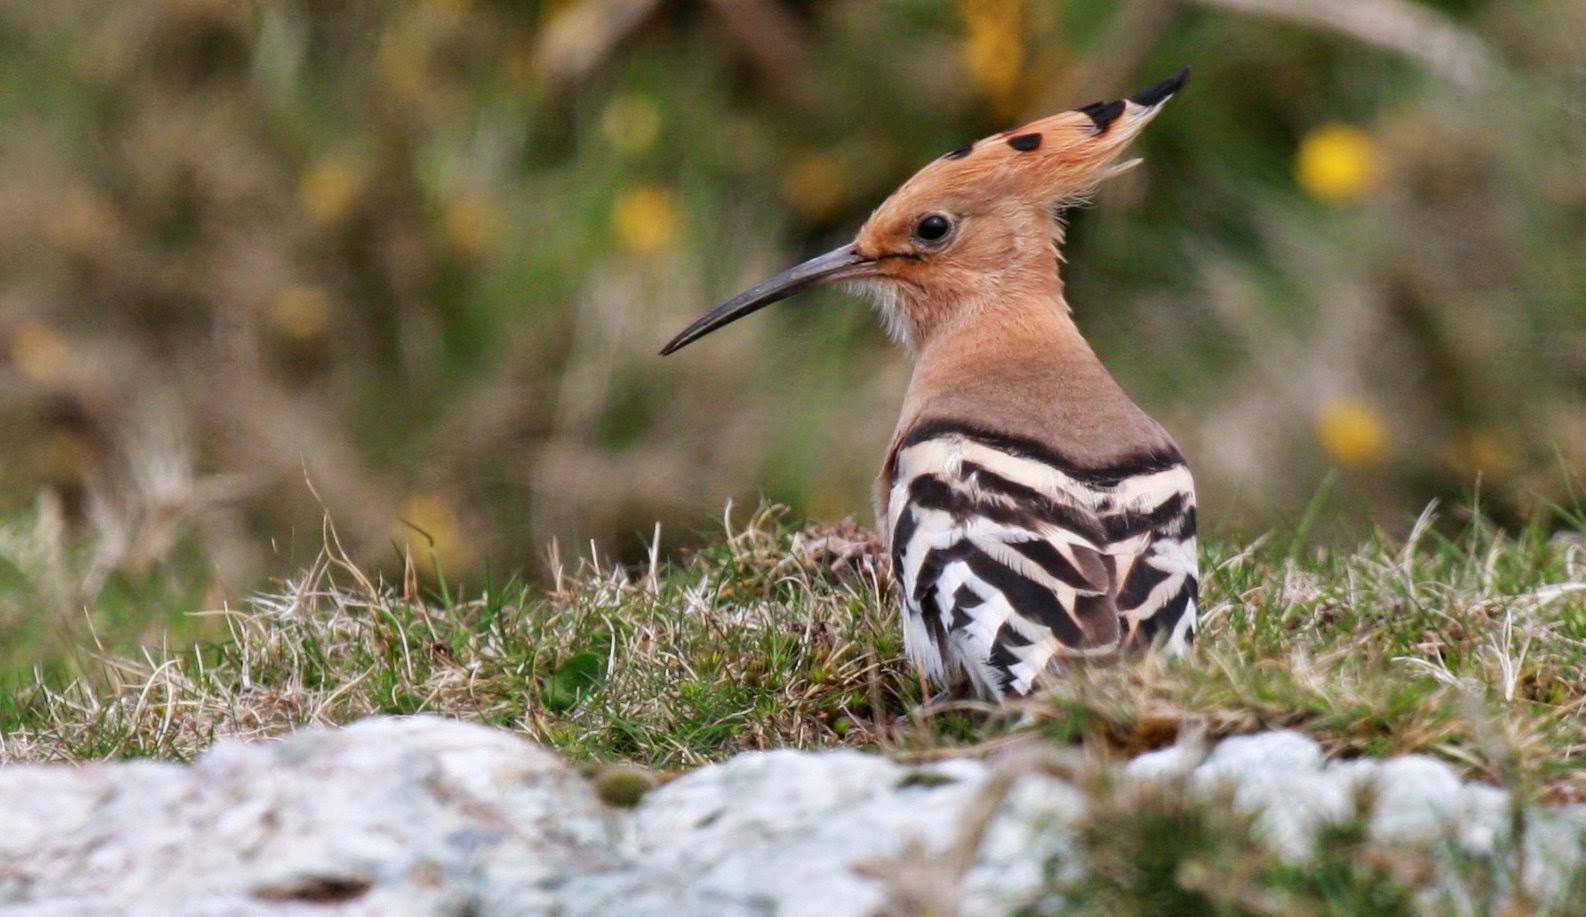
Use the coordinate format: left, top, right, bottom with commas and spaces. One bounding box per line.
1128, 67, 1191, 108
1077, 99, 1126, 132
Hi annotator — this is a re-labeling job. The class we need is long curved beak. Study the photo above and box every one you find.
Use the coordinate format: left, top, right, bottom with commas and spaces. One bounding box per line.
659, 243, 877, 355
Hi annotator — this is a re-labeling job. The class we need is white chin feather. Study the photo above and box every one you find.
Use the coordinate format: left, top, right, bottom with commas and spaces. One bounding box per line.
843, 279, 916, 352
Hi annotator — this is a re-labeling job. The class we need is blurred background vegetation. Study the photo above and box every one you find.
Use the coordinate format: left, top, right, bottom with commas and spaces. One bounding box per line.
0, 0, 1582, 673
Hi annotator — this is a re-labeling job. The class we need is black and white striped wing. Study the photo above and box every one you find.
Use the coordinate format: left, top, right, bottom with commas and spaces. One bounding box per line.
1101, 461, 1199, 654
885, 424, 1197, 698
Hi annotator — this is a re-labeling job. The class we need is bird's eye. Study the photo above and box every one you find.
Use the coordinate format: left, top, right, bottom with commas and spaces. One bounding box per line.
913, 213, 954, 246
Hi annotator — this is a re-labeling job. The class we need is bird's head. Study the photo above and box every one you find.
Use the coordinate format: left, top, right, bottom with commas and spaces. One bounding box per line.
660, 68, 1188, 357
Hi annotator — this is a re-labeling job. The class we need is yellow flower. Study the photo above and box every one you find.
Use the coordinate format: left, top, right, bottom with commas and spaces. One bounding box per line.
10, 320, 71, 384
781, 152, 847, 222
958, 0, 1028, 116
1295, 124, 1380, 203
300, 160, 358, 225
600, 94, 663, 157
442, 196, 497, 255
611, 185, 679, 256
398, 493, 472, 577
1315, 399, 1387, 468
267, 285, 335, 343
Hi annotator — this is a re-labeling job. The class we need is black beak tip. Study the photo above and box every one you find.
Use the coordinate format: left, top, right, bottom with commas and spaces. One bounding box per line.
1129, 66, 1191, 108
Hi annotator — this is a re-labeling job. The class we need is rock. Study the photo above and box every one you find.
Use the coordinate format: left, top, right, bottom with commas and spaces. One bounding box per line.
1192, 729, 1325, 784
1522, 805, 1586, 907
1122, 739, 1205, 782
1188, 730, 1356, 861
959, 771, 1087, 917
0, 718, 1580, 914
1366, 754, 1468, 844
574, 749, 1019, 916
0, 717, 617, 914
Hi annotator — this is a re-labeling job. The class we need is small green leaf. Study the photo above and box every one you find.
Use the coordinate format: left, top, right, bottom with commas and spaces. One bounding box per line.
543, 651, 605, 712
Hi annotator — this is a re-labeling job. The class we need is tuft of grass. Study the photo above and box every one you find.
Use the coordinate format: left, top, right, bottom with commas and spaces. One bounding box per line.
1054, 778, 1420, 915
0, 505, 915, 766
0, 493, 229, 691
1, 503, 1584, 813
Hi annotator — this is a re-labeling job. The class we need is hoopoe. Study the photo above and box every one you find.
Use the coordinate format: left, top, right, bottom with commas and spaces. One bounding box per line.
662, 70, 1198, 700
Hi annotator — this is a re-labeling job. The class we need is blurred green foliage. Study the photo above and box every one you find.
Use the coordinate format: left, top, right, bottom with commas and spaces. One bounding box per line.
0, 0, 1581, 618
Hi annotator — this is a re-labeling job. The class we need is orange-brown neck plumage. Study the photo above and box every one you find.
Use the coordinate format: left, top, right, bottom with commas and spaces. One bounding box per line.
897, 287, 1174, 466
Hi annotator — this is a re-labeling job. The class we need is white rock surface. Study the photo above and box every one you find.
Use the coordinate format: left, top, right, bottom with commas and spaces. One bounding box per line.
0, 718, 1581, 915
0, 717, 619, 915
1186, 730, 1352, 860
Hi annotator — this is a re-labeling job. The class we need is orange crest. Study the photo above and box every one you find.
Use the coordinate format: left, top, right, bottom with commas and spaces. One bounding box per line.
863, 68, 1189, 241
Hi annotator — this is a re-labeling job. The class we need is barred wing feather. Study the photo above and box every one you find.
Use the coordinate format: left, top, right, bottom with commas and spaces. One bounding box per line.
885, 423, 1197, 698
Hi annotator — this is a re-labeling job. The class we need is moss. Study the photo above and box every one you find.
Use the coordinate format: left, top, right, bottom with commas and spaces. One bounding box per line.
591, 765, 659, 808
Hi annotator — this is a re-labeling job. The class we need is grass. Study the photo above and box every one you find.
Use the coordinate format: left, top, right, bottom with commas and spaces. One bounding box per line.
1, 501, 1584, 909
1, 502, 1582, 791
0, 493, 232, 691
0, 504, 913, 764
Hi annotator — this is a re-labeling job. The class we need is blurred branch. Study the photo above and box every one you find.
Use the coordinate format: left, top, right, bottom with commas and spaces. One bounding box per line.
536, 0, 808, 87
534, 0, 663, 82
1191, 0, 1499, 89
702, 0, 809, 89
